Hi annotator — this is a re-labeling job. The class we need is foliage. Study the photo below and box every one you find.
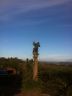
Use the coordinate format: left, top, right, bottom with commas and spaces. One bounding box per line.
0, 57, 72, 96
39, 63, 72, 96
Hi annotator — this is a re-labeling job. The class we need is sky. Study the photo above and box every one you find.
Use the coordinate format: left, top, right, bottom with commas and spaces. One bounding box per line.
0, 0, 72, 61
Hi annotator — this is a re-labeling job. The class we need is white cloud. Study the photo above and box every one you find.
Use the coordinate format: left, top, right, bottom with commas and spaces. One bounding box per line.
1, 0, 70, 11
0, 0, 71, 21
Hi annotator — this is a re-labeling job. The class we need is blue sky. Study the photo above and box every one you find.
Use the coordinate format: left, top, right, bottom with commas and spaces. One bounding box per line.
0, 0, 72, 61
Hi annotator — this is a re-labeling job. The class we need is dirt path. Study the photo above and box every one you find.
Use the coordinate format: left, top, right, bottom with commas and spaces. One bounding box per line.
15, 91, 50, 96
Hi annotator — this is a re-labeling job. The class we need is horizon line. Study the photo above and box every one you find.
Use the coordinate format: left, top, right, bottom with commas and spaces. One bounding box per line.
0, 56, 72, 62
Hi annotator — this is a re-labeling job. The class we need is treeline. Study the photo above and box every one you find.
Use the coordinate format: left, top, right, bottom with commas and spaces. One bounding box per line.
0, 57, 24, 68
0, 57, 33, 81
0, 57, 33, 70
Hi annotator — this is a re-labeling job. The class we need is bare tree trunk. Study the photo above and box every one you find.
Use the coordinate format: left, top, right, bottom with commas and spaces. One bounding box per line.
33, 56, 38, 81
